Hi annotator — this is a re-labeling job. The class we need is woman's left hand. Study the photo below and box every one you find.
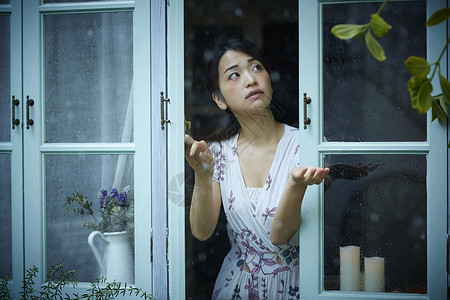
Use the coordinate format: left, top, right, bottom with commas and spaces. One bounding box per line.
290, 166, 330, 186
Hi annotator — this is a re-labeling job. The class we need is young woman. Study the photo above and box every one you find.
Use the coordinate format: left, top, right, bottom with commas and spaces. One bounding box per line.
184, 38, 329, 299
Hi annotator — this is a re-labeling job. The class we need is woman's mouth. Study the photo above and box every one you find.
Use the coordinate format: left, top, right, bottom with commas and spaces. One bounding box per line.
246, 90, 264, 99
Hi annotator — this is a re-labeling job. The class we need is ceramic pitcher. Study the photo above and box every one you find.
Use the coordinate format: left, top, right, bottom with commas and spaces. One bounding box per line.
88, 230, 134, 283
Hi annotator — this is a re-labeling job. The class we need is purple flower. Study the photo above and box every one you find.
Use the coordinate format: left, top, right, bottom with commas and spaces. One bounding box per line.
100, 189, 107, 198
111, 188, 118, 198
99, 198, 104, 208
118, 191, 128, 204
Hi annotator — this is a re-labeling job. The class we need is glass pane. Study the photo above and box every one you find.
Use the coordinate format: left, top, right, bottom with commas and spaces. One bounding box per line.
184, 0, 299, 298
46, 154, 134, 283
0, 154, 12, 277
322, 1, 426, 142
44, 0, 109, 2
323, 154, 426, 293
44, 12, 133, 143
0, 1, 10, 4
0, 15, 10, 143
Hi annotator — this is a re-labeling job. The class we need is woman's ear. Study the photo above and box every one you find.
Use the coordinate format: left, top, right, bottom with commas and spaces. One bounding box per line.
212, 92, 228, 111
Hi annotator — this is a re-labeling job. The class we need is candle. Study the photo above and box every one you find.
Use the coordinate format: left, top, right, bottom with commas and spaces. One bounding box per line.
340, 246, 360, 291
364, 256, 385, 292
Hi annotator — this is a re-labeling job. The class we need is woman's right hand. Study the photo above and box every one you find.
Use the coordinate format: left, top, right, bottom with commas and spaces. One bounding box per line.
184, 134, 215, 178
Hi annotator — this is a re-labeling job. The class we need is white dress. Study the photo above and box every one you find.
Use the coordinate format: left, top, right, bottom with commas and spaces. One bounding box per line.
209, 124, 301, 300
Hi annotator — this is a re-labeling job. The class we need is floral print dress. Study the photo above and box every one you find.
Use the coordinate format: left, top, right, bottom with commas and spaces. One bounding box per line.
209, 124, 301, 300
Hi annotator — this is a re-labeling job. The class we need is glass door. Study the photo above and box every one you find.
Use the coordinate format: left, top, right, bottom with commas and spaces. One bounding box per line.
299, 0, 447, 299
168, 0, 300, 298
0, 0, 23, 296
22, 0, 152, 295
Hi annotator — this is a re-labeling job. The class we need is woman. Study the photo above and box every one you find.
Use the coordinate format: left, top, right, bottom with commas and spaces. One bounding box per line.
185, 38, 329, 299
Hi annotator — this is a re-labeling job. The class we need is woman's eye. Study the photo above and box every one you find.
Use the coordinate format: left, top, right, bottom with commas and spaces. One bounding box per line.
252, 64, 263, 71
229, 72, 239, 80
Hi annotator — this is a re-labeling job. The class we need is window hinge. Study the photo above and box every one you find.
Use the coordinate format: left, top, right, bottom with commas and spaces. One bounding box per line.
150, 228, 153, 265
166, 228, 169, 263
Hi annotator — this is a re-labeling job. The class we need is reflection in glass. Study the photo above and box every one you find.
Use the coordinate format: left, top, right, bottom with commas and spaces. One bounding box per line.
0, 15, 10, 143
322, 1, 426, 142
184, 1, 298, 298
46, 154, 134, 283
323, 154, 426, 293
0, 155, 12, 277
44, 12, 133, 143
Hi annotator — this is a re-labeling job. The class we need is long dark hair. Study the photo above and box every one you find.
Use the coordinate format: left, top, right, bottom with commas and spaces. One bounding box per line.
203, 38, 281, 142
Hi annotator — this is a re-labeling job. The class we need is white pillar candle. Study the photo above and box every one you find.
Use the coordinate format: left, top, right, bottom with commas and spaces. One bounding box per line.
364, 256, 385, 292
340, 246, 360, 291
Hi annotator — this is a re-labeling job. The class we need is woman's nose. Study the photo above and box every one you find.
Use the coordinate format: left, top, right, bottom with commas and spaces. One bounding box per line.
244, 72, 257, 87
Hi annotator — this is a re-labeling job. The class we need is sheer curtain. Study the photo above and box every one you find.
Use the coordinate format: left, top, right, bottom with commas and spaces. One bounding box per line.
44, 11, 134, 282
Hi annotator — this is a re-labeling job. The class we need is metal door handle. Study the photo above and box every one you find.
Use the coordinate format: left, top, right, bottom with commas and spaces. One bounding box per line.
12, 96, 20, 129
160, 91, 170, 130
303, 93, 311, 129
26, 95, 34, 129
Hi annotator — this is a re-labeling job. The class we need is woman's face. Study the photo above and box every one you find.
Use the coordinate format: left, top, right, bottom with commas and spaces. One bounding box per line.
214, 50, 273, 117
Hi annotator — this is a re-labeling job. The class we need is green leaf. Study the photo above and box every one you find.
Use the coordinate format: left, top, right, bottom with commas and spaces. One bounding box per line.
364, 30, 386, 61
439, 72, 450, 102
331, 24, 367, 40
370, 14, 392, 37
431, 98, 447, 124
426, 7, 450, 26
416, 79, 434, 114
404, 56, 430, 77
408, 76, 433, 113
433, 93, 449, 119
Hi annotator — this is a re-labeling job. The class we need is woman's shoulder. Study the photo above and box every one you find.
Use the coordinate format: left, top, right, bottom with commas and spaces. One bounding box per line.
208, 133, 237, 155
282, 123, 299, 143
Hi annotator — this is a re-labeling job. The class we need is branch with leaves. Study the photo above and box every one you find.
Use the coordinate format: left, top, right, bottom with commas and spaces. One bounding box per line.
0, 263, 152, 300
331, 1, 450, 146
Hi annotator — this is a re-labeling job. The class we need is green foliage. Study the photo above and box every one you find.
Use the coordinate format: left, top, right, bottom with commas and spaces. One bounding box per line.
331, 1, 450, 145
0, 264, 152, 300
426, 7, 450, 26
330, 0, 391, 62
0, 276, 11, 300
364, 29, 386, 62
331, 24, 367, 40
64, 186, 134, 235
63, 193, 95, 218
370, 13, 392, 37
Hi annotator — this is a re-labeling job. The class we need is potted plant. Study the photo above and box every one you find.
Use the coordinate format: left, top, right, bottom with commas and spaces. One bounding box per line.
64, 186, 135, 283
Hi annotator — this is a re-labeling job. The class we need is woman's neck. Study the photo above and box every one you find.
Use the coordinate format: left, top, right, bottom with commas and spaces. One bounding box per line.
235, 107, 283, 148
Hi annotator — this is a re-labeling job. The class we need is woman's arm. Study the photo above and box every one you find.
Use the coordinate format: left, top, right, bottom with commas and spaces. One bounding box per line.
270, 166, 329, 246
185, 135, 222, 241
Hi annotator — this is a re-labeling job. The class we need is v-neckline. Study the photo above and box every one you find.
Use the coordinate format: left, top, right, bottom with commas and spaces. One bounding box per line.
235, 123, 287, 191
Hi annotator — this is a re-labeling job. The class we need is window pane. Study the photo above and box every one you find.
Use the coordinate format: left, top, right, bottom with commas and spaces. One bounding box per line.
323, 154, 426, 293
0, 15, 10, 143
322, 1, 426, 142
44, 0, 109, 2
45, 154, 134, 283
0, 154, 12, 277
184, 0, 299, 298
44, 12, 133, 143
0, 1, 10, 4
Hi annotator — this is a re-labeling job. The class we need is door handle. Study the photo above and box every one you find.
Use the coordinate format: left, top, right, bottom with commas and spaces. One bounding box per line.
160, 91, 170, 130
26, 95, 34, 129
11, 96, 20, 129
303, 93, 311, 129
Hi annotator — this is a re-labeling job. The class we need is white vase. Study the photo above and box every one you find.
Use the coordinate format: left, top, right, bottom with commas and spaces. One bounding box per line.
88, 230, 134, 283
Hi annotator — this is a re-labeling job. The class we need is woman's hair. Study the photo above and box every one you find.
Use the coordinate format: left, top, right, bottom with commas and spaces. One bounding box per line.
203, 38, 279, 142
